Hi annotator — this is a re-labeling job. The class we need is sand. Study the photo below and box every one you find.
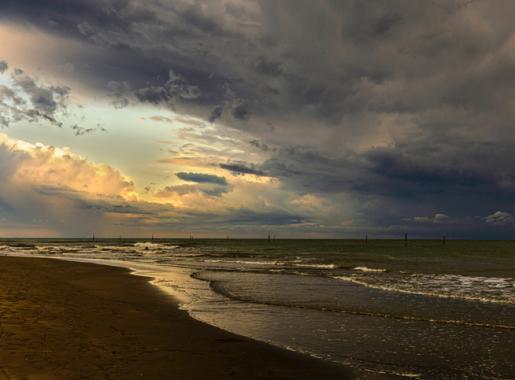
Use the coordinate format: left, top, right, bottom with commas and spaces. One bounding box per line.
0, 257, 353, 379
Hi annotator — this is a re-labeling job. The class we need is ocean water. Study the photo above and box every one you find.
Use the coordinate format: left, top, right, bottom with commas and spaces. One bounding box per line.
1, 239, 514, 379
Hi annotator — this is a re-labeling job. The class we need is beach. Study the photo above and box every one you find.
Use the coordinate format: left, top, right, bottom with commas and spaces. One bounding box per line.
1, 239, 514, 379
0, 256, 353, 379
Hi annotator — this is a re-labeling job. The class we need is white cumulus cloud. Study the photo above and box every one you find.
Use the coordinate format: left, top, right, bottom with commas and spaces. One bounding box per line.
485, 211, 513, 226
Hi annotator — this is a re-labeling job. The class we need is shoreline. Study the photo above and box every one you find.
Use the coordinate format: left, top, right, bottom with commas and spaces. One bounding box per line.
0, 256, 358, 379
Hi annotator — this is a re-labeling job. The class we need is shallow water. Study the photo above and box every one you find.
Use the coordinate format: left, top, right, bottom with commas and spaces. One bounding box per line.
1, 238, 514, 379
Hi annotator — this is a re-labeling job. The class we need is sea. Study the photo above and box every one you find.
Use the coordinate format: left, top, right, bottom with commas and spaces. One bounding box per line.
1, 238, 514, 379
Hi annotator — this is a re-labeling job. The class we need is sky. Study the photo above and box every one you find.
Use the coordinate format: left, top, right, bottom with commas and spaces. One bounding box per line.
1, 0, 515, 238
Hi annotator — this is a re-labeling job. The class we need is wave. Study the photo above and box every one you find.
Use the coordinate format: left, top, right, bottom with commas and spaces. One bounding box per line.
203, 259, 338, 270
353, 266, 387, 273
332, 274, 515, 305
204, 259, 283, 266
200, 275, 515, 330
133, 242, 181, 252
293, 263, 338, 269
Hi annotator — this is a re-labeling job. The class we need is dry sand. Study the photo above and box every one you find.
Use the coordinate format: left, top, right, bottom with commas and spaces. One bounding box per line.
0, 257, 353, 379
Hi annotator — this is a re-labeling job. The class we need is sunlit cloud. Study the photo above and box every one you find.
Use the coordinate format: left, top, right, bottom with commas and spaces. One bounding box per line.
0, 133, 135, 199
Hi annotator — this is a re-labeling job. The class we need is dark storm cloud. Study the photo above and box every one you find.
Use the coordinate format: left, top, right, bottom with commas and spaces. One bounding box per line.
165, 171, 232, 198
5, 0, 515, 235
176, 172, 227, 186
208, 105, 224, 123
3, 0, 514, 127
370, 13, 403, 37
135, 86, 169, 105
219, 162, 266, 176
254, 56, 282, 76
132, 70, 201, 107
0, 0, 490, 125
261, 138, 515, 236
263, 140, 515, 199
231, 102, 250, 121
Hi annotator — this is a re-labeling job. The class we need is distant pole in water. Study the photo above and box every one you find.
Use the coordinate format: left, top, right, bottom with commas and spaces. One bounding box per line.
267, 233, 271, 242
92, 233, 95, 242
404, 233, 408, 247
443, 234, 446, 245
151, 233, 154, 243
365, 234, 368, 243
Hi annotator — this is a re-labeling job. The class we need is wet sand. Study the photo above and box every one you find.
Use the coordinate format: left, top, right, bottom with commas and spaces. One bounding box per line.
0, 257, 354, 379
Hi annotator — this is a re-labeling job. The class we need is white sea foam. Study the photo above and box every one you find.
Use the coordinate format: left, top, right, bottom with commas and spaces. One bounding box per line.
353, 266, 387, 273
333, 273, 515, 305
204, 260, 337, 269
204, 259, 282, 266
133, 242, 181, 253
293, 263, 338, 269
371, 369, 422, 379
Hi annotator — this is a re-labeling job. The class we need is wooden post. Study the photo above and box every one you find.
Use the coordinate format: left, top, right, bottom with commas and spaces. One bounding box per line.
443, 235, 446, 245
404, 233, 408, 247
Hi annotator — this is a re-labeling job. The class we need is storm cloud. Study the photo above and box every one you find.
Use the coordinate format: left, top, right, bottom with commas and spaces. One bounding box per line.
219, 162, 266, 176
2, 1, 515, 236
176, 172, 227, 185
